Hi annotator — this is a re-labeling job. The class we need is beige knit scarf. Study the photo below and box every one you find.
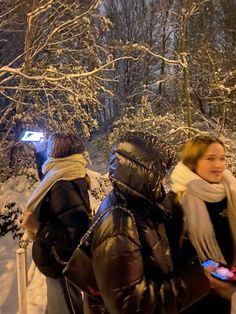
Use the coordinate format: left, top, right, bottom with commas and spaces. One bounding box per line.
171, 162, 236, 264
26, 153, 87, 216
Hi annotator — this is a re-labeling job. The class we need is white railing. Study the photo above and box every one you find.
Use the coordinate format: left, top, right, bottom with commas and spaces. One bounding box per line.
16, 248, 28, 314
16, 232, 32, 314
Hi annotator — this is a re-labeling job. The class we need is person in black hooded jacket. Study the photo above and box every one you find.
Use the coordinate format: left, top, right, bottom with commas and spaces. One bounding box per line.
80, 131, 211, 314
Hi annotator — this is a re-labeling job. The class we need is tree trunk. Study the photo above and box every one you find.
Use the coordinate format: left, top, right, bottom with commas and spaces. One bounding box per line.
180, 11, 192, 135
9, 0, 40, 175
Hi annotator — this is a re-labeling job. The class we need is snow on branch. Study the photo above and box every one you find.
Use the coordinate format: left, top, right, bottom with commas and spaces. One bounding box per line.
134, 44, 187, 68
0, 56, 139, 84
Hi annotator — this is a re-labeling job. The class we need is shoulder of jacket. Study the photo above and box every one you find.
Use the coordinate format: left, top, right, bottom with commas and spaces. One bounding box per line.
50, 180, 76, 192
93, 205, 138, 243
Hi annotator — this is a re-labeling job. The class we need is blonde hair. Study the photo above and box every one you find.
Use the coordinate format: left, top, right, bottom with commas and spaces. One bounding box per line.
47, 133, 84, 158
182, 134, 225, 172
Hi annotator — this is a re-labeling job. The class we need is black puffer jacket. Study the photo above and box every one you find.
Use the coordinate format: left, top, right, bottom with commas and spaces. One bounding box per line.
33, 178, 90, 278
84, 131, 210, 314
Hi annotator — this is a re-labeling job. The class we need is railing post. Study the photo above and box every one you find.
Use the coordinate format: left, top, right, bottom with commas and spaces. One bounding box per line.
16, 248, 28, 314
24, 247, 28, 285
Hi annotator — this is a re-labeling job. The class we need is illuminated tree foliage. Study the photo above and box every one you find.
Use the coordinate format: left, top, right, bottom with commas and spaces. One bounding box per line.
0, 0, 235, 179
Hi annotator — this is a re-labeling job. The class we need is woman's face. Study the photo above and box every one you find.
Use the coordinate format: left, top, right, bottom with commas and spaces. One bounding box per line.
195, 143, 225, 183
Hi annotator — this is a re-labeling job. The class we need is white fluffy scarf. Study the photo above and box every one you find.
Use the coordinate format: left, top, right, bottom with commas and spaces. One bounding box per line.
26, 153, 87, 215
171, 162, 236, 264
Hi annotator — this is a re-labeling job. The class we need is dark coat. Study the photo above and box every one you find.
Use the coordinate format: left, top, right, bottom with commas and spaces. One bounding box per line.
83, 132, 210, 314
32, 178, 91, 278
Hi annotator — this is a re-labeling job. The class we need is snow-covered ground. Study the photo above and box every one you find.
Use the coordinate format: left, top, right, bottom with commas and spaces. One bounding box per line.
0, 231, 47, 314
0, 156, 110, 314
0, 173, 46, 314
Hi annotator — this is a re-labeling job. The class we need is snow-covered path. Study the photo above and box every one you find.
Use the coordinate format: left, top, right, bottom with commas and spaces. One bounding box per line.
0, 232, 47, 314
0, 234, 19, 314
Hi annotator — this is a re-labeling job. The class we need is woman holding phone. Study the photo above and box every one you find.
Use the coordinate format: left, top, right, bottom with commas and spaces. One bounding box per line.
22, 132, 91, 314
171, 134, 236, 314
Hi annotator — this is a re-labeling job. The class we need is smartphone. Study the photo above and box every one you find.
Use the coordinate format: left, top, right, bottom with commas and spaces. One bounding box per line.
21, 131, 45, 142
202, 259, 236, 283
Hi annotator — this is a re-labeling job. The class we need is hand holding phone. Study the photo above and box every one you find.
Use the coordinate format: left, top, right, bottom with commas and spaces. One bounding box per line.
21, 131, 45, 142
32, 138, 47, 153
211, 266, 236, 282
202, 259, 236, 284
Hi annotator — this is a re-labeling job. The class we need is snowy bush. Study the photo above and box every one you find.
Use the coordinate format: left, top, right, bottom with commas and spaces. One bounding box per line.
0, 203, 23, 239
97, 99, 236, 175
87, 169, 111, 214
